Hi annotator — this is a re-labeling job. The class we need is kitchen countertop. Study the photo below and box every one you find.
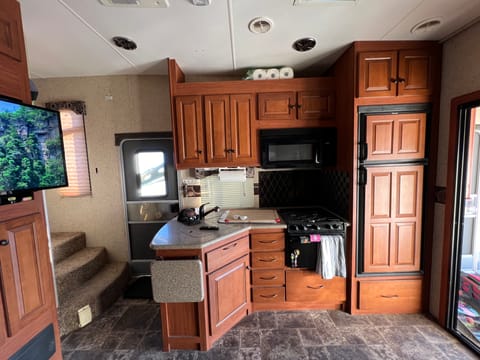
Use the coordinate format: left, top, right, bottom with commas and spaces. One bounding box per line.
150, 212, 286, 250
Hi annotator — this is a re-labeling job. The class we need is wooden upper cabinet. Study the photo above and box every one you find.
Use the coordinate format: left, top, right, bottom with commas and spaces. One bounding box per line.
174, 95, 205, 168
0, 0, 31, 103
204, 94, 257, 166
357, 48, 435, 98
364, 113, 426, 161
0, 214, 51, 338
363, 165, 424, 273
257, 90, 335, 121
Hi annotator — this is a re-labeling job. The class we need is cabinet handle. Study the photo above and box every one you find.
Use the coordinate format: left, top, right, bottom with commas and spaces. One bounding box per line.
0, 239, 9, 246
222, 242, 238, 251
397, 78, 405, 83
380, 294, 399, 299
196, 149, 202, 154
297, 104, 302, 109
259, 275, 277, 280
258, 257, 276, 262
390, 78, 398, 84
259, 240, 277, 244
288, 104, 296, 109
307, 284, 325, 290
260, 293, 278, 298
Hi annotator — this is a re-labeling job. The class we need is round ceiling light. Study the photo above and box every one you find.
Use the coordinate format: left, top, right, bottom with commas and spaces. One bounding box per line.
248, 17, 273, 34
292, 37, 316, 52
112, 36, 137, 50
411, 17, 442, 34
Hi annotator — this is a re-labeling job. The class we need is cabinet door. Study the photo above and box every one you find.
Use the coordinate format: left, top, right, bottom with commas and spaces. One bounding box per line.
397, 49, 434, 96
0, 0, 31, 103
208, 255, 250, 336
357, 51, 397, 97
297, 90, 335, 120
0, 214, 51, 337
230, 94, 257, 164
365, 113, 426, 161
257, 92, 296, 120
205, 95, 231, 164
174, 96, 204, 167
363, 165, 423, 273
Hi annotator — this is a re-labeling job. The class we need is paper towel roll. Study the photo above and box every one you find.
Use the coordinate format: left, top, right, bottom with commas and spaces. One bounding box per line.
266, 68, 280, 79
279, 66, 294, 79
252, 69, 267, 80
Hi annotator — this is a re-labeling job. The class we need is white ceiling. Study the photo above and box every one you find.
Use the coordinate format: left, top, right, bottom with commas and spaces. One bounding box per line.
18, 0, 480, 79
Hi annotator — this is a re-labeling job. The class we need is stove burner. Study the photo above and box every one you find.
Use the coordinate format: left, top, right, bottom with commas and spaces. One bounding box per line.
279, 207, 347, 235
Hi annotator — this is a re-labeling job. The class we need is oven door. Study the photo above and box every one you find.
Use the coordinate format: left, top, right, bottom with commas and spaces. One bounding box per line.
286, 236, 318, 269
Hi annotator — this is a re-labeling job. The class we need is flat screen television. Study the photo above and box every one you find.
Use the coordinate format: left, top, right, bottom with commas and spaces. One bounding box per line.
0, 97, 68, 198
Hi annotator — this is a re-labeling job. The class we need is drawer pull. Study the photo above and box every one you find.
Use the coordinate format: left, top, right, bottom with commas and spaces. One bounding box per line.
260, 293, 278, 298
380, 294, 399, 299
259, 240, 277, 244
307, 284, 325, 290
258, 257, 277, 262
222, 242, 238, 251
0, 239, 9, 246
259, 275, 277, 280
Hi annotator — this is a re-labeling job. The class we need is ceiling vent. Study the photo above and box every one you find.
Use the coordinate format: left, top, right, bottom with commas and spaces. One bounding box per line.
191, 0, 211, 5
293, 0, 358, 5
411, 18, 443, 34
248, 17, 274, 34
98, 0, 169, 8
112, 36, 137, 50
292, 37, 316, 52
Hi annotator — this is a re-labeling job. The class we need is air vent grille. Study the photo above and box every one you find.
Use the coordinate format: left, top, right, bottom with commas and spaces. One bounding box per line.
98, 0, 169, 7
248, 17, 273, 34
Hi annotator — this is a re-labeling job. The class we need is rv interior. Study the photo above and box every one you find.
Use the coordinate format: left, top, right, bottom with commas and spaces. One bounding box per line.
2, 0, 480, 359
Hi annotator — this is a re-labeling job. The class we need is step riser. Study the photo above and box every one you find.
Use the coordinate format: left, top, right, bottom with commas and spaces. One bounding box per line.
56, 248, 108, 302
51, 232, 86, 265
57, 263, 129, 336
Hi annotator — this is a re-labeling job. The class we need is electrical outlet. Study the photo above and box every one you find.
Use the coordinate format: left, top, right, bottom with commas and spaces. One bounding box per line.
78, 305, 92, 327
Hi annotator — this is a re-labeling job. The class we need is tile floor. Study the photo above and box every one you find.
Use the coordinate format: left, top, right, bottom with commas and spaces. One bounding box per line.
61, 298, 479, 360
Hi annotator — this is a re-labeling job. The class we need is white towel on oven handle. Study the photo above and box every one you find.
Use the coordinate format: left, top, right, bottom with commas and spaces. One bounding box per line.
315, 235, 346, 279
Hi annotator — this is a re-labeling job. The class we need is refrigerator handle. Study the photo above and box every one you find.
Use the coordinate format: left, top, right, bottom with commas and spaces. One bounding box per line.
359, 142, 368, 162
358, 166, 367, 186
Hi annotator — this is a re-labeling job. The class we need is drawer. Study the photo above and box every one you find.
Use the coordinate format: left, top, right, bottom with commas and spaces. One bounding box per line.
252, 287, 285, 303
252, 269, 285, 286
286, 270, 346, 303
251, 232, 285, 251
251, 251, 284, 269
205, 236, 250, 272
358, 279, 422, 313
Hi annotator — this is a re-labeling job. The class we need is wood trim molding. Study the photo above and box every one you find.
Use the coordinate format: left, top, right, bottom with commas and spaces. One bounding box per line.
439, 89, 480, 326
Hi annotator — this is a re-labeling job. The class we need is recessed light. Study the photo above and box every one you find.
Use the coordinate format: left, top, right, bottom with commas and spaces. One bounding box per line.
248, 17, 274, 34
292, 37, 316, 52
411, 17, 442, 34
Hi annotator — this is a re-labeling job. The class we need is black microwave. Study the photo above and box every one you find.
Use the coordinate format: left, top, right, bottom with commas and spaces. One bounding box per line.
260, 127, 336, 169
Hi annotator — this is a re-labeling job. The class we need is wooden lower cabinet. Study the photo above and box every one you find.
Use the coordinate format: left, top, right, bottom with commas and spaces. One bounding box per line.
158, 232, 250, 351
357, 278, 422, 313
208, 255, 250, 336
0, 200, 62, 359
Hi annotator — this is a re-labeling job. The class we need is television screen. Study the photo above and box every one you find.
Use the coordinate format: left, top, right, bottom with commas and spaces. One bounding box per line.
0, 98, 68, 194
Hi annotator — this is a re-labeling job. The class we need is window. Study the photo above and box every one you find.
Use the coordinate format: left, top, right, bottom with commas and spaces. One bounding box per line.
58, 109, 91, 197
136, 151, 166, 197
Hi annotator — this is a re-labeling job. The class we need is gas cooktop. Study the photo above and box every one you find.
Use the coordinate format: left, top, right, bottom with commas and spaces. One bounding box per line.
278, 207, 348, 235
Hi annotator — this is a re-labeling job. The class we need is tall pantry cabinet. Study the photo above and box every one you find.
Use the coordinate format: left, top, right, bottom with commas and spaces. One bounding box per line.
331, 41, 441, 314
0, 0, 62, 358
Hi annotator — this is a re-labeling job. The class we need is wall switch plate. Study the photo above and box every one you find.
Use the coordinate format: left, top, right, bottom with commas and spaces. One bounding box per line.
78, 305, 92, 327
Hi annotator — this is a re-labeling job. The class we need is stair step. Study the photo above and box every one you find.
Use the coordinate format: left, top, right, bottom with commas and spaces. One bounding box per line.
55, 247, 108, 301
51, 232, 86, 264
57, 262, 129, 336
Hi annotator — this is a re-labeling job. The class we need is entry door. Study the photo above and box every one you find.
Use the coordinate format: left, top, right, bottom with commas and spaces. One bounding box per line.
120, 137, 178, 271
448, 103, 480, 355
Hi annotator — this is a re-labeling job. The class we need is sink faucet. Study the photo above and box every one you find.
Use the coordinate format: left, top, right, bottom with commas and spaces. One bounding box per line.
199, 203, 221, 220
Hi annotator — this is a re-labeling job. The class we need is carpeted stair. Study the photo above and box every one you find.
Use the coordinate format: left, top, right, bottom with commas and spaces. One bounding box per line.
51, 232, 129, 336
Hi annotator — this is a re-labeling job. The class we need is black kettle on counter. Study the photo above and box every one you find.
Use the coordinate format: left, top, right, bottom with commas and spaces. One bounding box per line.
177, 203, 221, 226
177, 207, 200, 225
